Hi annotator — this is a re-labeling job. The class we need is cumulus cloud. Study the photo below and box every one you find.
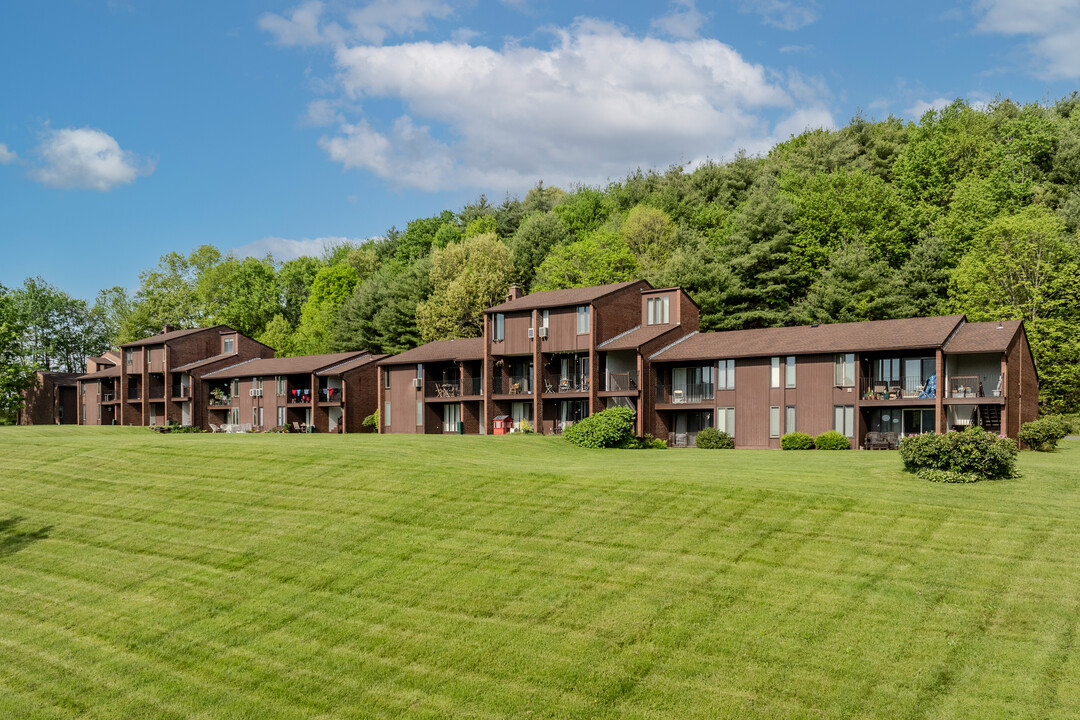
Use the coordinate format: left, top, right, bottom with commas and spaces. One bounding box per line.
311, 19, 832, 190
0, 143, 17, 165
906, 97, 956, 118
260, 0, 452, 46
739, 0, 817, 30
973, 0, 1080, 79
651, 0, 707, 39
232, 235, 364, 261
30, 127, 153, 191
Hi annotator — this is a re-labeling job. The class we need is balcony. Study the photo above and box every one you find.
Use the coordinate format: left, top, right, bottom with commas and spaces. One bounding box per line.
947, 374, 1003, 399
171, 385, 190, 400
860, 376, 936, 401
601, 371, 638, 392
288, 390, 313, 404
127, 387, 141, 401
318, 388, 342, 403
493, 375, 532, 395
656, 383, 714, 404
541, 374, 590, 394
426, 378, 482, 398
209, 395, 231, 407
147, 387, 165, 400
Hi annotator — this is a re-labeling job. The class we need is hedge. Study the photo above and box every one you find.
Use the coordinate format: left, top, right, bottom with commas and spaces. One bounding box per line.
814, 431, 850, 450
1018, 415, 1073, 452
780, 432, 814, 450
899, 427, 1018, 481
563, 407, 636, 449
696, 427, 734, 449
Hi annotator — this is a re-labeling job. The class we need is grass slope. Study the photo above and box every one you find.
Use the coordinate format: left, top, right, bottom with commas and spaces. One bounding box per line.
2, 427, 1079, 719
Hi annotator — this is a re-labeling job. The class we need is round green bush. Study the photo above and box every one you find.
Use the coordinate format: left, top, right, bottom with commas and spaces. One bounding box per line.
696, 427, 733, 449
814, 431, 850, 450
780, 431, 814, 450
1018, 415, 1072, 451
899, 427, 1018, 480
563, 407, 636, 449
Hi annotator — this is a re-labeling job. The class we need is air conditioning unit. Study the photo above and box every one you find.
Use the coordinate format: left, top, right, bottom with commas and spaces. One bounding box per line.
528, 328, 534, 339
538, 327, 549, 339
412, 378, 423, 388
255, 388, 263, 397
249, 389, 255, 396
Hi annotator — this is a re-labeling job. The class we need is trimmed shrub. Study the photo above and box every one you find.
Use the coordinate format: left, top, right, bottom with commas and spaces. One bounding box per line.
517, 419, 536, 434
563, 407, 636, 449
814, 431, 850, 450
362, 409, 378, 429
1018, 415, 1072, 451
899, 427, 1018, 481
626, 434, 667, 450
696, 427, 734, 449
780, 432, 814, 450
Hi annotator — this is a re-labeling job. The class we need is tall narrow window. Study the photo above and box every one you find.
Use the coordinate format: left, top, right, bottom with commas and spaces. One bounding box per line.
231, 379, 239, 397
785, 356, 796, 388
384, 369, 390, 389
416, 400, 423, 426
223, 337, 235, 354
541, 310, 549, 329
276, 376, 285, 395
384, 401, 391, 425
646, 296, 670, 325
834, 353, 855, 387
834, 405, 854, 437
786, 406, 796, 433
716, 359, 735, 390
770, 357, 781, 388
277, 406, 286, 427
716, 407, 735, 437
769, 406, 780, 437
125, 349, 133, 367
416, 364, 423, 379
493, 313, 505, 341
577, 305, 590, 334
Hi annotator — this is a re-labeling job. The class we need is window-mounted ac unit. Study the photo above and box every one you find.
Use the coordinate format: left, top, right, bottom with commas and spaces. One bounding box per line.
249, 389, 256, 396
528, 328, 534, 339
538, 327, 549, 339
412, 378, 423, 388
250, 388, 263, 397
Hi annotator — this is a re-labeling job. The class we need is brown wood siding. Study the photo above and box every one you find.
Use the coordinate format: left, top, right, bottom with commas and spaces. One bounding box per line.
385, 365, 423, 434
541, 306, 589, 352
735, 357, 770, 448
1007, 329, 1039, 440
497, 312, 533, 356
785, 354, 848, 439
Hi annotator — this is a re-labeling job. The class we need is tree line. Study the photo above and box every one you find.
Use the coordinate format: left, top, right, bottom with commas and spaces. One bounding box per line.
3, 97, 1079, 420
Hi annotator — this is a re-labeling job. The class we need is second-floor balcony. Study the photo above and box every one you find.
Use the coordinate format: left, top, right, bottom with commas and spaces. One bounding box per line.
860, 376, 936, 401
426, 379, 482, 398
656, 382, 714, 404
288, 389, 313, 404
318, 388, 343, 403
601, 370, 638, 392
127, 387, 141, 401
493, 375, 532, 395
171, 384, 190, 399
947, 374, 1003, 399
208, 394, 231, 407
147, 387, 165, 400
542, 374, 590, 394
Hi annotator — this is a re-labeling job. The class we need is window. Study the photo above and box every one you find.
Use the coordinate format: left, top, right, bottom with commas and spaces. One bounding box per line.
834, 353, 855, 387
717, 359, 735, 390
786, 406, 796, 433
416, 400, 423, 426
770, 357, 781, 388
384, 369, 390, 389
716, 407, 735, 437
577, 305, 590, 334
224, 337, 235, 354
255, 377, 262, 391
96, 405, 100, 421
785, 357, 796, 388
276, 376, 286, 395
82, 404, 86, 423
834, 405, 855, 437
252, 408, 258, 426
443, 403, 461, 433
81, 383, 86, 396
125, 349, 133, 367
384, 401, 391, 425
277, 406, 286, 427
541, 310, 549, 329
770, 406, 780, 437
416, 364, 423, 379
231, 379, 239, 397
493, 313, 505, 342
231, 408, 240, 425
647, 296, 670, 325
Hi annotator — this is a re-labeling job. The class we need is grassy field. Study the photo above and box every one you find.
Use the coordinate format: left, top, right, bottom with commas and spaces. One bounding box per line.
2, 428, 1079, 719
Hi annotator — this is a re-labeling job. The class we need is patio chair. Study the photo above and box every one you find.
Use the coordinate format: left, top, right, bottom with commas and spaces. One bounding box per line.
209, 423, 220, 433
873, 382, 887, 399
291, 421, 301, 432
865, 431, 888, 450
883, 432, 899, 450
918, 374, 937, 399
545, 379, 556, 394
510, 382, 521, 394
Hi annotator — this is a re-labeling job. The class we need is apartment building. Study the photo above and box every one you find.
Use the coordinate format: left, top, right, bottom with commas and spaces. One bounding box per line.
19, 371, 81, 425
649, 315, 1038, 448
76, 325, 274, 427
201, 351, 384, 433
377, 338, 485, 434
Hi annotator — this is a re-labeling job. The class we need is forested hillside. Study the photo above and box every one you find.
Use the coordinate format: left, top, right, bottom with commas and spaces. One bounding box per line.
4, 98, 1079, 412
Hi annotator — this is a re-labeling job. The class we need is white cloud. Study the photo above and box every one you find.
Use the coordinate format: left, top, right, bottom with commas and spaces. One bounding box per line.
30, 127, 152, 191
232, 235, 364, 261
260, 0, 452, 47
306, 18, 831, 191
906, 97, 955, 118
0, 143, 17, 165
651, 0, 707, 39
739, 0, 817, 30
304, 98, 346, 126
779, 44, 813, 53
973, 0, 1080, 79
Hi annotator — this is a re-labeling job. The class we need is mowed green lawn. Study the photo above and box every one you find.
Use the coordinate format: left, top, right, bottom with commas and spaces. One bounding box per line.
2, 428, 1080, 719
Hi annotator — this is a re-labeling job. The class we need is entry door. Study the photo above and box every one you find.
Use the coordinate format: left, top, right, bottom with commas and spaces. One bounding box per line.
443, 403, 460, 432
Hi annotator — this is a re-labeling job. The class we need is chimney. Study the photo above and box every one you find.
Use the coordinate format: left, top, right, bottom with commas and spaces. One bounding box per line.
161, 324, 175, 334
505, 284, 524, 303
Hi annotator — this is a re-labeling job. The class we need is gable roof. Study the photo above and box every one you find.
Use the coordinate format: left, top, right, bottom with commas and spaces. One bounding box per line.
378, 337, 484, 365
172, 353, 242, 373
202, 352, 369, 379
485, 280, 649, 314
39, 372, 82, 387
316, 353, 387, 376
77, 365, 122, 380
120, 325, 227, 348
597, 324, 680, 351
651, 315, 966, 362
944, 320, 1023, 354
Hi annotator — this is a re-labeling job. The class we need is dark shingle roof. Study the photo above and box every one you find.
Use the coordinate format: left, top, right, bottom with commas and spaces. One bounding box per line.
598, 324, 680, 351
41, 372, 82, 387
378, 337, 484, 366
172, 353, 241, 373
944, 320, 1023, 354
77, 366, 122, 380
202, 352, 369, 379
485, 280, 648, 313
120, 326, 226, 348
86, 355, 116, 366
651, 315, 966, 362
316, 353, 387, 376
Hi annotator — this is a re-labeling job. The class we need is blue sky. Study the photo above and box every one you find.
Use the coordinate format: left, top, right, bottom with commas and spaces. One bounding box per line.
2, 0, 1078, 300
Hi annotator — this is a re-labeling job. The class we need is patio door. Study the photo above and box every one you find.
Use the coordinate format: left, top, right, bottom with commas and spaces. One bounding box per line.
443, 403, 460, 433
181, 401, 190, 426
902, 409, 935, 436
